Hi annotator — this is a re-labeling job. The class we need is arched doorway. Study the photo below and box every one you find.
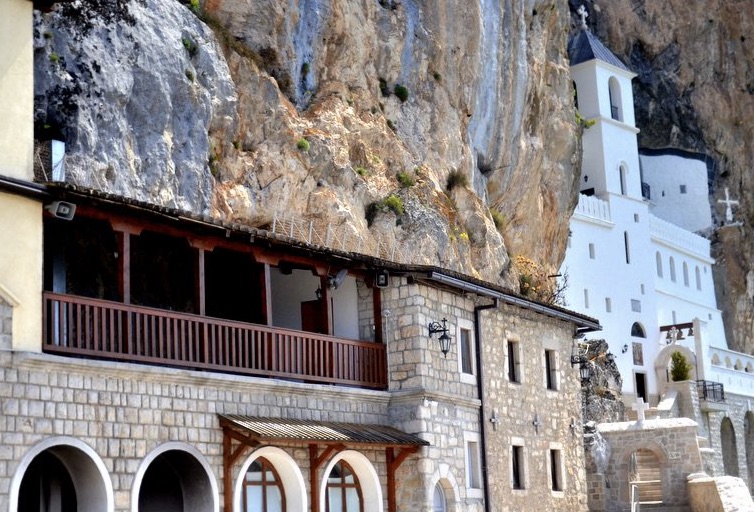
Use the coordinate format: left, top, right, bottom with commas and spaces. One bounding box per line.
234, 446, 307, 512
11, 437, 113, 512
629, 448, 662, 504
745, 412, 754, 491
18, 451, 77, 511
721, 417, 739, 476
135, 446, 217, 512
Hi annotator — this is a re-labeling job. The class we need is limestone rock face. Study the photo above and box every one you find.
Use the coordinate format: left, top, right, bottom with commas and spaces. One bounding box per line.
577, 0, 754, 352
34, 0, 580, 286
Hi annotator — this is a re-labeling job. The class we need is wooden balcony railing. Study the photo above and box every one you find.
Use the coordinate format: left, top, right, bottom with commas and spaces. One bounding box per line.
43, 292, 387, 389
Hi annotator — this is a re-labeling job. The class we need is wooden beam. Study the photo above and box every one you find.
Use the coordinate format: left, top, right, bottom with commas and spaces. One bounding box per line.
386, 446, 419, 512
221, 426, 261, 512
115, 231, 131, 305
309, 444, 344, 512
195, 248, 205, 316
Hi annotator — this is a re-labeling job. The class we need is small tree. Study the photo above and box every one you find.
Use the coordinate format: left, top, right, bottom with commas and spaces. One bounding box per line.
670, 351, 692, 381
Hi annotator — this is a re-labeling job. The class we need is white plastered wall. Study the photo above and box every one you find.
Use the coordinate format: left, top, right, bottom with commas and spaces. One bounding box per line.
0, 191, 43, 351
0, 0, 34, 179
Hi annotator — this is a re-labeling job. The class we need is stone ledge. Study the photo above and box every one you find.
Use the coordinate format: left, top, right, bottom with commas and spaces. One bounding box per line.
597, 417, 698, 433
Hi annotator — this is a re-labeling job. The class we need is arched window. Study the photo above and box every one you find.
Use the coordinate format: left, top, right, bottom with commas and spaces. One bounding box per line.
608, 77, 622, 121
619, 165, 627, 195
656, 252, 663, 277
432, 483, 447, 512
326, 460, 363, 512
669, 257, 676, 282
631, 322, 646, 338
244, 457, 286, 512
683, 262, 689, 287
695, 266, 702, 290
624, 232, 630, 264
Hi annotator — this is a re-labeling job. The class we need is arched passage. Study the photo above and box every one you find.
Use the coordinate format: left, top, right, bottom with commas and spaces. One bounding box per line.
722, 417, 740, 477
654, 345, 697, 390
629, 448, 662, 504
133, 443, 218, 512
10, 437, 114, 512
745, 412, 754, 492
319, 450, 382, 512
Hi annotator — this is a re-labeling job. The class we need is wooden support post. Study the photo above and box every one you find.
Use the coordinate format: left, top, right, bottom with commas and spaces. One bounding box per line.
309, 444, 342, 512
116, 230, 131, 304
386, 446, 419, 512
196, 248, 206, 316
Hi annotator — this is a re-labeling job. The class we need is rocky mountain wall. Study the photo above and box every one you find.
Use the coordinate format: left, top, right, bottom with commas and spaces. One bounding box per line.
577, 0, 754, 353
34, 0, 581, 287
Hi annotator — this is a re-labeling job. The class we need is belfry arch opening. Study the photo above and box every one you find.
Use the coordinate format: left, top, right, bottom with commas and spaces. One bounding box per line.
136, 449, 216, 512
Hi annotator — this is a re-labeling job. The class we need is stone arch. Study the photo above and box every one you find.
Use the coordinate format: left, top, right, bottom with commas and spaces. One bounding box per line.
426, 463, 460, 512
132, 442, 219, 512
735, 359, 744, 371
10, 436, 114, 512
234, 446, 307, 512
746, 362, 753, 373
745, 412, 754, 492
319, 450, 382, 512
656, 252, 663, 278
721, 417, 739, 476
654, 345, 696, 388
619, 441, 668, 504
725, 356, 732, 368
712, 353, 721, 366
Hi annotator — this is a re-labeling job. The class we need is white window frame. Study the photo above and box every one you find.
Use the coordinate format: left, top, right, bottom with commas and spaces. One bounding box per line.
544, 348, 559, 391
464, 432, 484, 499
511, 437, 527, 492
457, 319, 476, 384
547, 443, 565, 495
506, 339, 522, 384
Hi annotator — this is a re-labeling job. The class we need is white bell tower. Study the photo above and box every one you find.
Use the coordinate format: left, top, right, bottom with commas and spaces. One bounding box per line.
569, 16, 641, 200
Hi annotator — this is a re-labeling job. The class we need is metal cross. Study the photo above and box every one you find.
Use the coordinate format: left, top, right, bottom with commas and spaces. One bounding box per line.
490, 410, 500, 431
577, 5, 589, 30
532, 413, 542, 434
717, 187, 740, 224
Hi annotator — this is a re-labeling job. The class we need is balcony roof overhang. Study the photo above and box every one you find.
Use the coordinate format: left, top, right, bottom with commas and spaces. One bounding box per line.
218, 414, 429, 448
4, 175, 601, 333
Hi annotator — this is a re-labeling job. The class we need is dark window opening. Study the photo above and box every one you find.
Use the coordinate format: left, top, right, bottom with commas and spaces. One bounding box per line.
44, 217, 119, 300
545, 350, 557, 390
205, 248, 265, 324
460, 328, 473, 374
550, 449, 562, 491
508, 341, 520, 383
512, 446, 524, 490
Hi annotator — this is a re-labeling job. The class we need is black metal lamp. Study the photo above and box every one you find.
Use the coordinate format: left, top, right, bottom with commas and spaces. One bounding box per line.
579, 362, 592, 381
428, 318, 452, 357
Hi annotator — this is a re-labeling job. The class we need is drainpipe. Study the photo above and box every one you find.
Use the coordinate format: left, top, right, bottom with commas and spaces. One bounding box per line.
474, 298, 498, 512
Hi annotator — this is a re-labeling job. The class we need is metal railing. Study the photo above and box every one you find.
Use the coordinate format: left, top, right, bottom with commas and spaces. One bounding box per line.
43, 292, 387, 389
271, 211, 407, 263
697, 380, 725, 402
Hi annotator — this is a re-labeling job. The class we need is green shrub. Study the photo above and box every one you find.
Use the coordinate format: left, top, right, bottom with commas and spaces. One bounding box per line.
43, 32, 53, 39
432, 71, 442, 82
670, 351, 692, 381
490, 209, 506, 233
575, 110, 596, 129
386, 119, 396, 132
365, 195, 404, 226
49, 52, 60, 63
355, 167, 368, 177
182, 37, 198, 58
394, 84, 409, 102
379, 77, 390, 97
301, 62, 310, 76
296, 138, 310, 152
189, 0, 200, 12
396, 171, 415, 188
185, 69, 195, 82
446, 170, 468, 191
383, 194, 404, 216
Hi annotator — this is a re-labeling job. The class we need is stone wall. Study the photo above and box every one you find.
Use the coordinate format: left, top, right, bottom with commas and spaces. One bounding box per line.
0, 351, 396, 511
587, 417, 703, 511
481, 304, 588, 512
688, 474, 754, 512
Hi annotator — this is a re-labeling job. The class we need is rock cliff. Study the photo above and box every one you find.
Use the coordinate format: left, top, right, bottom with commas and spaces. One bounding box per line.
33, 0, 580, 289
577, 0, 754, 353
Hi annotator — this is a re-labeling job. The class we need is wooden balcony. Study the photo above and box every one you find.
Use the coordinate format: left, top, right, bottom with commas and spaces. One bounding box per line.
43, 292, 387, 390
